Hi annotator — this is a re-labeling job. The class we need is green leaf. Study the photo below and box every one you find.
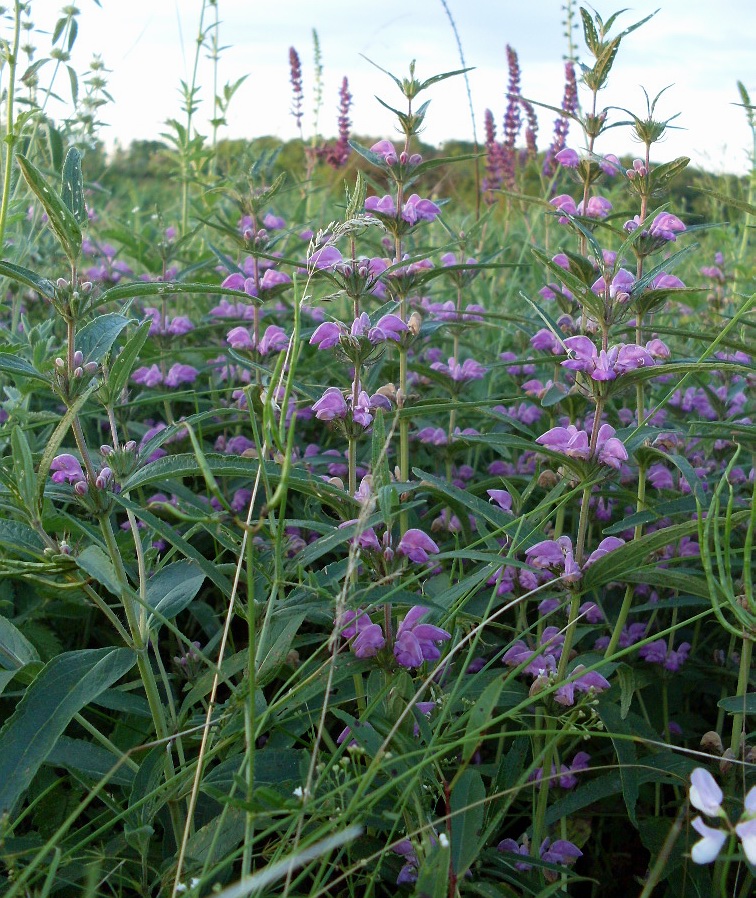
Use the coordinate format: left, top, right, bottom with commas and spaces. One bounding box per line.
75, 313, 133, 365
11, 427, 38, 516
0, 521, 46, 560
146, 562, 205, 631
16, 153, 82, 262
450, 768, 485, 875
717, 693, 756, 714
45, 735, 134, 786
75, 545, 122, 597
412, 843, 450, 898
61, 147, 86, 224
0, 646, 136, 816
0, 352, 50, 384
106, 318, 152, 399
462, 676, 503, 762
597, 698, 639, 828
0, 260, 55, 298
0, 614, 41, 671
94, 279, 262, 311
257, 613, 305, 685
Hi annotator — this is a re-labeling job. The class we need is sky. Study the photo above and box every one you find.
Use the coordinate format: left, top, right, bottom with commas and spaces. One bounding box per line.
11, 0, 756, 175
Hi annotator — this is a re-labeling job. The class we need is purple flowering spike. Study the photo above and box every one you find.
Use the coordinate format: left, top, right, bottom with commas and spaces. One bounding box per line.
397, 529, 440, 564
310, 321, 344, 349
50, 453, 86, 485
312, 387, 347, 421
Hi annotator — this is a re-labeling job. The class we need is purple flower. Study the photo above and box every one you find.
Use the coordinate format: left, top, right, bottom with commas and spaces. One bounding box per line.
735, 816, 756, 864
164, 364, 199, 387
595, 424, 628, 469
370, 313, 407, 343
487, 489, 512, 512
394, 606, 451, 668
312, 387, 347, 421
50, 453, 86, 486
370, 139, 398, 163
310, 320, 344, 349
308, 245, 343, 270
540, 838, 582, 866
584, 537, 624, 567
365, 195, 397, 216
340, 610, 385, 658
260, 268, 291, 290
227, 326, 255, 350
397, 529, 440, 564
132, 364, 164, 387
536, 425, 591, 460
555, 147, 579, 167
257, 324, 288, 356
649, 211, 686, 241
497, 838, 532, 871
221, 272, 258, 297
689, 768, 723, 817
691, 817, 727, 864
401, 194, 441, 225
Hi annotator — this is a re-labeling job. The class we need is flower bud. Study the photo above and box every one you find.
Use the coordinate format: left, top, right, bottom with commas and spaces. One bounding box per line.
399, 151, 408, 165
83, 361, 98, 375
700, 731, 723, 756
327, 476, 345, 490
80, 281, 93, 294
409, 153, 422, 166
719, 747, 735, 776
74, 480, 89, 495
56, 278, 68, 290
124, 440, 137, 452
407, 311, 423, 336
55, 357, 66, 369
73, 366, 84, 378
538, 470, 559, 489
100, 444, 113, 456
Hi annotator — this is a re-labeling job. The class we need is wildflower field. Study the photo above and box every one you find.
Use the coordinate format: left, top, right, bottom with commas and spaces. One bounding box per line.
0, 2, 754, 897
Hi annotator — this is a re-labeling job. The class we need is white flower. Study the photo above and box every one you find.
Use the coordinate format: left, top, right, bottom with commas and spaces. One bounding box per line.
689, 768, 723, 817
735, 818, 756, 864
691, 816, 727, 864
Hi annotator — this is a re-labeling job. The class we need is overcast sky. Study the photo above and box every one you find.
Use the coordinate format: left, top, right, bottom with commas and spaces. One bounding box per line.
14, 0, 756, 174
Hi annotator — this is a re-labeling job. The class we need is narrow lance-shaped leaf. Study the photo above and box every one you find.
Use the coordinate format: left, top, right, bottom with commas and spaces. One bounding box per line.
0, 646, 136, 816
16, 153, 82, 263
61, 146, 86, 223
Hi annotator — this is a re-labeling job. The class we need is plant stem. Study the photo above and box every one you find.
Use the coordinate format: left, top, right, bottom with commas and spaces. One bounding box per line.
0, 0, 21, 254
